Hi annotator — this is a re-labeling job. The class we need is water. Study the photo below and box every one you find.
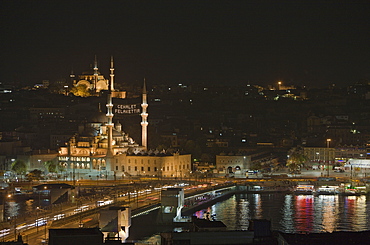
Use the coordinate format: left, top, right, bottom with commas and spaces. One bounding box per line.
194, 193, 370, 233
7, 192, 370, 240
4, 195, 50, 220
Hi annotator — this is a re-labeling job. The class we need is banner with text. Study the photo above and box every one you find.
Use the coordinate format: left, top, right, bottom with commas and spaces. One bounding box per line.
114, 103, 141, 114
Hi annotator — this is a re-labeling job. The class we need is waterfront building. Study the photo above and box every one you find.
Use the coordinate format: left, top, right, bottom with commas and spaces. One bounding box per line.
304, 145, 368, 169
216, 154, 251, 175
335, 144, 366, 162
215, 151, 279, 175
58, 57, 191, 180
113, 152, 191, 178
303, 146, 335, 164
344, 158, 370, 177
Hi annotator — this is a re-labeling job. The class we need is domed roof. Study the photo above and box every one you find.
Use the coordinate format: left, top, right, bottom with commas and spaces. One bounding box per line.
80, 126, 98, 137
89, 110, 107, 123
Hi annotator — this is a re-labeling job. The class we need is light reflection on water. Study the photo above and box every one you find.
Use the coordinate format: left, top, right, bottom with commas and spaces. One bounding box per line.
194, 193, 370, 233
4, 196, 48, 219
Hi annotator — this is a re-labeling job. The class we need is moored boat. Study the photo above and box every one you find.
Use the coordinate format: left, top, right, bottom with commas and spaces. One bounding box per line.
315, 185, 339, 195
338, 188, 361, 196
294, 185, 315, 195
338, 185, 367, 196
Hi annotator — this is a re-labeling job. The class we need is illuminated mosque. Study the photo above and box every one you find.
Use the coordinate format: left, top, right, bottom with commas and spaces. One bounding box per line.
71, 56, 111, 93
58, 57, 191, 180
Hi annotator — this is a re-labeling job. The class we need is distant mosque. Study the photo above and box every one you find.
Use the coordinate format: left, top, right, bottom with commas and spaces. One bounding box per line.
70, 56, 125, 98
58, 57, 191, 180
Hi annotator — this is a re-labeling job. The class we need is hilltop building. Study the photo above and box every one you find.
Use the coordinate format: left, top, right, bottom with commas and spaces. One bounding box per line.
70, 56, 125, 98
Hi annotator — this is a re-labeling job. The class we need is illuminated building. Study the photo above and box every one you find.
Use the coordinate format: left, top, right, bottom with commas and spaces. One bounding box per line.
216, 154, 251, 175
70, 56, 125, 98
71, 56, 109, 93
58, 57, 191, 179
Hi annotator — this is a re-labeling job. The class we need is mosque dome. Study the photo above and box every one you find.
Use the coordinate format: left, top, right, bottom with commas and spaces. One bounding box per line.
89, 110, 107, 123
80, 126, 98, 137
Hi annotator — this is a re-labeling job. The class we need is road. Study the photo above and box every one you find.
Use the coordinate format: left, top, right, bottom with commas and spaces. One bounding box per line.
0, 183, 168, 245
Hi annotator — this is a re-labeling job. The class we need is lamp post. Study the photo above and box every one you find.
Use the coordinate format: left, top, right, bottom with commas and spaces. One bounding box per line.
1, 192, 5, 222
73, 163, 76, 186
316, 152, 322, 176
135, 189, 138, 208
326, 139, 331, 177
36, 207, 39, 233
13, 215, 17, 241
44, 208, 47, 240
326, 138, 331, 148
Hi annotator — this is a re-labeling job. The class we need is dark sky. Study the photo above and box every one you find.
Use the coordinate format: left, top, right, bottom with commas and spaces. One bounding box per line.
1, 0, 370, 88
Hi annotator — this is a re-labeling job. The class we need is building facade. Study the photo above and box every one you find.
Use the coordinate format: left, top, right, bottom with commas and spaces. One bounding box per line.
216, 154, 251, 174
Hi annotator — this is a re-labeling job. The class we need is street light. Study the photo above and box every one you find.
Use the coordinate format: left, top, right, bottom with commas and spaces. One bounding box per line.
326, 139, 331, 148
278, 81, 282, 90
1, 193, 10, 222
326, 139, 332, 177
36, 207, 39, 233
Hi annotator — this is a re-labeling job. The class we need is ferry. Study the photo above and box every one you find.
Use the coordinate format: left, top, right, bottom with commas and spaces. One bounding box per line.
294, 185, 315, 195
315, 185, 339, 195
338, 185, 366, 196
338, 188, 361, 196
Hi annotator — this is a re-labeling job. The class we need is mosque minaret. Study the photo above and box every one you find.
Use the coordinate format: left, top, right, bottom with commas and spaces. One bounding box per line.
141, 79, 148, 150
109, 56, 115, 91
106, 56, 114, 158
58, 56, 191, 181
93, 55, 99, 92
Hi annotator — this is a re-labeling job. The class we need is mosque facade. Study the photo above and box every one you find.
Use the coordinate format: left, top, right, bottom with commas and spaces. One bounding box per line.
58, 57, 191, 180
71, 56, 111, 93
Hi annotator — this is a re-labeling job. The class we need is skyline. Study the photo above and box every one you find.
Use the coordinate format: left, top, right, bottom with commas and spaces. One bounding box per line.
1, 1, 370, 88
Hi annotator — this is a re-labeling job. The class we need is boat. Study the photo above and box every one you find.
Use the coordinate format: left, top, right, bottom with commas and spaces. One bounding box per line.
315, 185, 339, 195
294, 185, 315, 195
338, 185, 366, 196
338, 188, 361, 196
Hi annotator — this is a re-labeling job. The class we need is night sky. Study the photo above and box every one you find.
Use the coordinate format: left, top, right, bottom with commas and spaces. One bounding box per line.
1, 0, 370, 87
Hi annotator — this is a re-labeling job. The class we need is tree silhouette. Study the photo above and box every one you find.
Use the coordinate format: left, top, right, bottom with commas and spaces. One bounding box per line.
26, 169, 43, 181
287, 147, 308, 173
69, 84, 91, 97
44, 160, 57, 173
11, 160, 27, 180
